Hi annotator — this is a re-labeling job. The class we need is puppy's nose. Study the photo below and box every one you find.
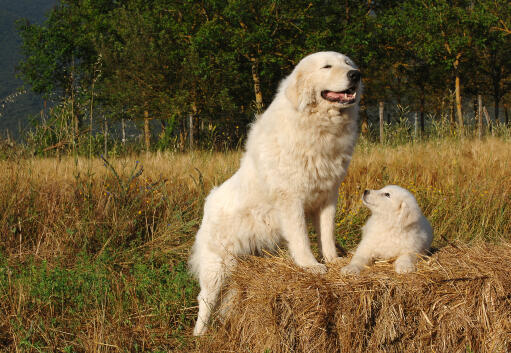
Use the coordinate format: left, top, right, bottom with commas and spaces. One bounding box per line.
347, 70, 361, 83
363, 189, 369, 196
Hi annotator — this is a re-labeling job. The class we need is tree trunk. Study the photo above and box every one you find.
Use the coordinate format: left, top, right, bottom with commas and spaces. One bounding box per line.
473, 97, 477, 122
360, 106, 369, 136
449, 95, 455, 128
491, 52, 501, 122
103, 116, 108, 157
379, 101, 384, 144
454, 74, 464, 131
188, 102, 197, 150
494, 89, 500, 123
453, 56, 464, 134
414, 111, 419, 140
505, 104, 509, 125
420, 95, 425, 132
188, 113, 194, 150
251, 58, 264, 114
144, 110, 150, 152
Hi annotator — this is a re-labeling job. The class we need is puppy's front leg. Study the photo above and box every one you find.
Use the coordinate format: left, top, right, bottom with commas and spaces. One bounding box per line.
394, 253, 417, 274
341, 243, 372, 275
279, 201, 327, 274
314, 191, 340, 263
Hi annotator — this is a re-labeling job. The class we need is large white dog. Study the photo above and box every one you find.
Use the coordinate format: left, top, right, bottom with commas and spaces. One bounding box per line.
189, 51, 362, 335
341, 185, 433, 275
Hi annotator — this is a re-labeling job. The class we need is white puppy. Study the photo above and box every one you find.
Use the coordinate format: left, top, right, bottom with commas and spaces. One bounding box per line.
189, 51, 362, 335
341, 185, 433, 275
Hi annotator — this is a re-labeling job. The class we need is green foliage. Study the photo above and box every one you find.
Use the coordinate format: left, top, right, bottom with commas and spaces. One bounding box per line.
16, 2, 97, 97
13, 0, 511, 152
0, 252, 198, 350
24, 99, 77, 155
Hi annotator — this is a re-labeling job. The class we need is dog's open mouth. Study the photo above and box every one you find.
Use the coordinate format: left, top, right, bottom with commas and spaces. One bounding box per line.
321, 87, 357, 104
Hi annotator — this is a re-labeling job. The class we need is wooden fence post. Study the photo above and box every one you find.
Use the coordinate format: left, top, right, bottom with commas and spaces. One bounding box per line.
121, 118, 126, 145
103, 116, 108, 156
482, 106, 493, 136
477, 95, 483, 140
144, 110, 150, 152
379, 101, 384, 144
414, 112, 419, 141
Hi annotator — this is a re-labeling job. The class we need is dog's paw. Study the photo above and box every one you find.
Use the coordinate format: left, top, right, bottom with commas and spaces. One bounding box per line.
341, 263, 362, 275
302, 263, 327, 275
395, 260, 416, 274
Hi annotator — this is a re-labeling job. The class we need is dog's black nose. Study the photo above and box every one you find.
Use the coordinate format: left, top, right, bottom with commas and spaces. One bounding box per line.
363, 189, 369, 196
347, 70, 361, 82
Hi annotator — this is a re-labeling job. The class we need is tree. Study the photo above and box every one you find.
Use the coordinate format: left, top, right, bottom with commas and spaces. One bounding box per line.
471, 0, 511, 122
381, 1, 485, 133
191, 0, 374, 138
17, 0, 120, 141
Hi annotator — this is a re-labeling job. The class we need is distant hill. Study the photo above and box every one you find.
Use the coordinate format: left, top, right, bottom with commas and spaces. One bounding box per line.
0, 0, 56, 139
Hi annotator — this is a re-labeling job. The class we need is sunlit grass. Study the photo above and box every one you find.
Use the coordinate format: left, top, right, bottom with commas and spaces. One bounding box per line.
0, 137, 509, 351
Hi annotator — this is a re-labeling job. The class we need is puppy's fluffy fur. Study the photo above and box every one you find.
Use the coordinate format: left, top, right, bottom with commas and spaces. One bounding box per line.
189, 52, 362, 335
341, 185, 433, 275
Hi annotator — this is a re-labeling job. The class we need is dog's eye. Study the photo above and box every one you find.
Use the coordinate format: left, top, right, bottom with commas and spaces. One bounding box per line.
384, 193, 391, 198
322, 65, 332, 69
345, 59, 352, 66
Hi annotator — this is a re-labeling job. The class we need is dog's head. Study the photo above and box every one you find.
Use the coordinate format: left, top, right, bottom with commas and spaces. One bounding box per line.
283, 51, 362, 112
362, 185, 421, 228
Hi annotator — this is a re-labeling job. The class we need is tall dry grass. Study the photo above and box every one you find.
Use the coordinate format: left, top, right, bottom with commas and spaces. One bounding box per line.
0, 137, 509, 351
339, 138, 511, 247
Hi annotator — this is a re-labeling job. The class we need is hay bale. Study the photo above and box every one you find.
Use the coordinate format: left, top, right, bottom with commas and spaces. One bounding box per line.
198, 243, 511, 353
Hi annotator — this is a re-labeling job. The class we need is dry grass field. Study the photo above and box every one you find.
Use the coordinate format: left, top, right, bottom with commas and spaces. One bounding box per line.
0, 137, 510, 352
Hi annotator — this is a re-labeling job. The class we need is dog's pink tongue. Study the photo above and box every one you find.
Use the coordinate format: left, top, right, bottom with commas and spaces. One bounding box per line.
326, 92, 344, 100
326, 91, 354, 101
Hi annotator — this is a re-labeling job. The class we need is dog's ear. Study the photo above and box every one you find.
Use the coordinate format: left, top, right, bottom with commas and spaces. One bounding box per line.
285, 70, 316, 111
398, 200, 415, 229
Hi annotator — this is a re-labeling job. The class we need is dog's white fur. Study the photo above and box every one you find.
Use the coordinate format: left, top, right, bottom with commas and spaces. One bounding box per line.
189, 52, 362, 336
341, 185, 433, 275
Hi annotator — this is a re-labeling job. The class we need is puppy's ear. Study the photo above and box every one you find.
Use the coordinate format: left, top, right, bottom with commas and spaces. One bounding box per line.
398, 200, 415, 229
285, 70, 316, 111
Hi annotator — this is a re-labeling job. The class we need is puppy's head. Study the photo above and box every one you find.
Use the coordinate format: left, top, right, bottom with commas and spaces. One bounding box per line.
362, 185, 421, 228
283, 51, 362, 112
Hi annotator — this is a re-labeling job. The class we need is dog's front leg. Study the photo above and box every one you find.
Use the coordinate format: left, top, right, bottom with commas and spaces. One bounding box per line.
279, 200, 327, 274
314, 191, 340, 263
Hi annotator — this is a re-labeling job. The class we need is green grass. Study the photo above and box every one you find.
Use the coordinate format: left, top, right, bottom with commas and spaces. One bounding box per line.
0, 137, 510, 351
1, 251, 198, 351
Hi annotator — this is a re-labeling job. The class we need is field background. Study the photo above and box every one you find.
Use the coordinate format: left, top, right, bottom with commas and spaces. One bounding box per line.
0, 136, 509, 352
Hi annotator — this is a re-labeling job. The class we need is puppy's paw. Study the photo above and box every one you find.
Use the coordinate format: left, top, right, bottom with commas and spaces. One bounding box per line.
302, 263, 327, 275
395, 260, 416, 274
341, 263, 362, 275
